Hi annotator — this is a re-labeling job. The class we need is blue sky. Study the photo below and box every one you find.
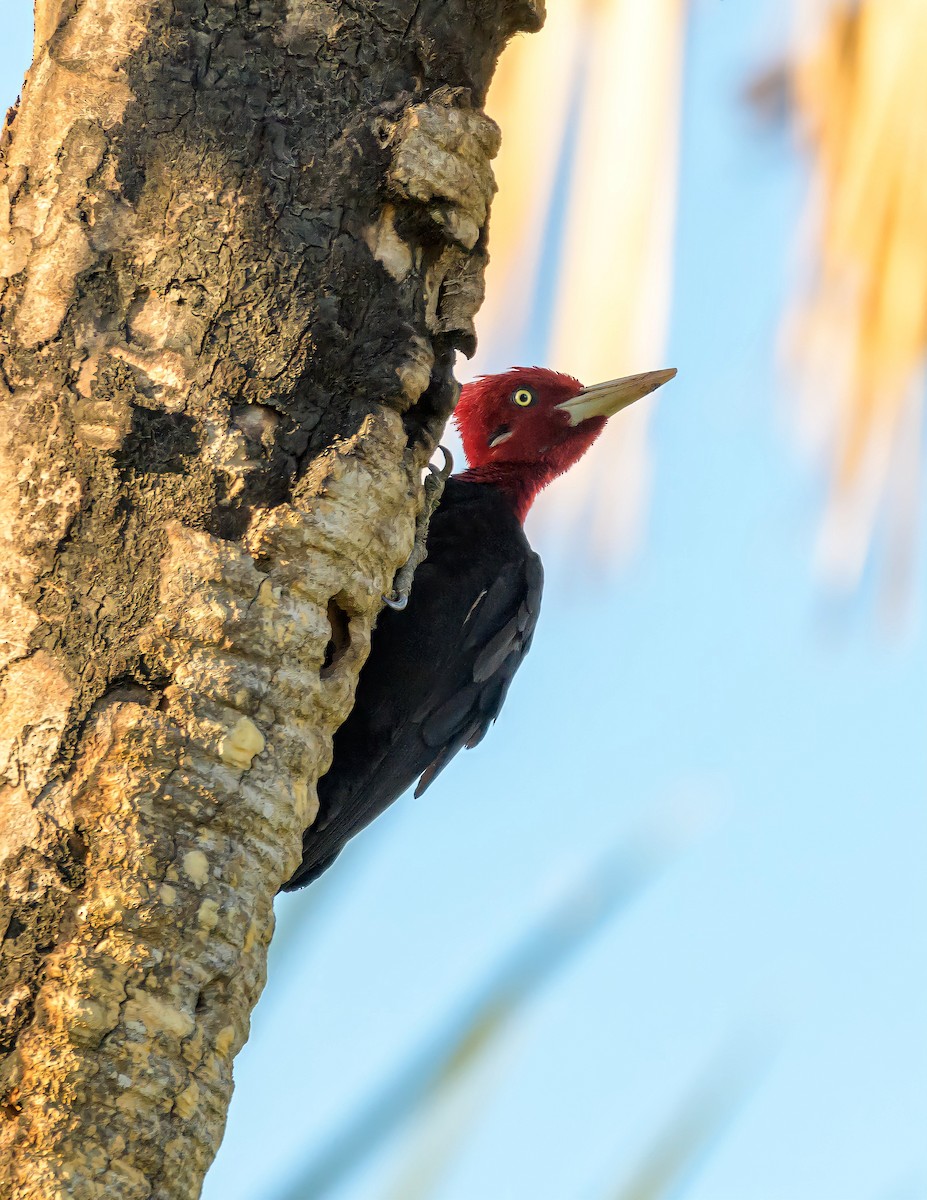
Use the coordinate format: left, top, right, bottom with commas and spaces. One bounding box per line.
4, 3, 925, 1198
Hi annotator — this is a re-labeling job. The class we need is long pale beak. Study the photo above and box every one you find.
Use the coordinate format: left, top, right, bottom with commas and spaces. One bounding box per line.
555, 368, 677, 426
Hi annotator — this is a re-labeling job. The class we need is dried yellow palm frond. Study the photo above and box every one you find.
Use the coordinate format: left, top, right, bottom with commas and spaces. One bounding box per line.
474, 0, 685, 562
477, 2, 584, 354
785, 0, 927, 591
547, 0, 684, 561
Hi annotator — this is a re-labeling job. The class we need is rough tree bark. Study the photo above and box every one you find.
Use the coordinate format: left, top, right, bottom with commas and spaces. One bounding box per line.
0, 0, 542, 1195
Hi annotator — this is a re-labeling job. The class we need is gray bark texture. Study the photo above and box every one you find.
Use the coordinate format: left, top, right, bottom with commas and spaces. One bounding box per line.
0, 0, 542, 1195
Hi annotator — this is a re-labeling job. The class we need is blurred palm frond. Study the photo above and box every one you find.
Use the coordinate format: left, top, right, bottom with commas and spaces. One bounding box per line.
783, 0, 927, 593
268, 839, 671, 1200
379, 1020, 506, 1200
605, 1039, 773, 1200
476, 0, 686, 563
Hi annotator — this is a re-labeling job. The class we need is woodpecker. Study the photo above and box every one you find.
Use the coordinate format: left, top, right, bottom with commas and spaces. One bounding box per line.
283, 366, 676, 890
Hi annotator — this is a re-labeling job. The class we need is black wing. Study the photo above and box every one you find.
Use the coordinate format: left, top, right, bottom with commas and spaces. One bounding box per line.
283, 479, 543, 890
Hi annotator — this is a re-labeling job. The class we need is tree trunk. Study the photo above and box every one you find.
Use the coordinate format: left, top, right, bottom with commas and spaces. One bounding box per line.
0, 0, 542, 1195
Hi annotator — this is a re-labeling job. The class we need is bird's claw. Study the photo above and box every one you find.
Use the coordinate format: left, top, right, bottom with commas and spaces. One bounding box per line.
383, 446, 454, 611
428, 445, 454, 482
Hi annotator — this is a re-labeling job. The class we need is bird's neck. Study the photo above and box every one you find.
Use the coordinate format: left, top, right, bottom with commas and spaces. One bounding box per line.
456, 460, 559, 524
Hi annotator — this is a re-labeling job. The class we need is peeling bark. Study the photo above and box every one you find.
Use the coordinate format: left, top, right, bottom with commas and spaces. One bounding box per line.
0, 0, 543, 1195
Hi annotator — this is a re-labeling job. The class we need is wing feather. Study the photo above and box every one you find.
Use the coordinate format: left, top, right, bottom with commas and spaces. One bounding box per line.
415, 554, 542, 795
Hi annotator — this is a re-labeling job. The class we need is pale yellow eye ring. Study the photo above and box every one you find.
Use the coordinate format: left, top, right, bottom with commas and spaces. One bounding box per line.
512, 387, 534, 407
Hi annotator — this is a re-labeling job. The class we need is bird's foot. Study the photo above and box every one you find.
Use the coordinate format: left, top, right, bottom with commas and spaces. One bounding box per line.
383, 447, 453, 611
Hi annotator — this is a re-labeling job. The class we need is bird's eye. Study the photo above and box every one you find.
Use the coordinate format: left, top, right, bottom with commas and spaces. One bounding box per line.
512, 387, 536, 407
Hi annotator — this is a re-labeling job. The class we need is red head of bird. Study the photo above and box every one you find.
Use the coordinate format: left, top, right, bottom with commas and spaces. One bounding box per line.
454, 365, 676, 523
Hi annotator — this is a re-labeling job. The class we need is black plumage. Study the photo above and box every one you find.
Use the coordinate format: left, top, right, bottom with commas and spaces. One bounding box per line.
283, 477, 542, 891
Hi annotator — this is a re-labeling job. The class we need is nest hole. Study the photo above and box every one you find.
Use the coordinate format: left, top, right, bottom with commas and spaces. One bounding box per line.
321, 596, 352, 679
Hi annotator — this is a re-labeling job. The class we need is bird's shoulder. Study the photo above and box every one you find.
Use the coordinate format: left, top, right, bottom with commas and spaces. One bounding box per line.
386, 477, 542, 669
